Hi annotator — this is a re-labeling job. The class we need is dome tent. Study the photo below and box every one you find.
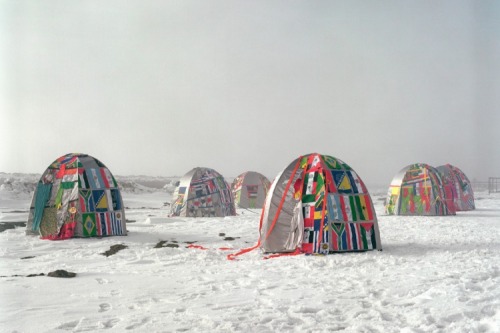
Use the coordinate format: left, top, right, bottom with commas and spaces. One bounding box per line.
26, 153, 126, 240
385, 163, 455, 216
436, 164, 475, 211
248, 153, 381, 255
170, 167, 236, 217
231, 171, 271, 209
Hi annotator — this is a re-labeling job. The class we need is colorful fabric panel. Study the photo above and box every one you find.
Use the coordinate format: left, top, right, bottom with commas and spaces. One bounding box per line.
385, 163, 454, 216
295, 154, 378, 254
330, 223, 377, 251
26, 153, 126, 239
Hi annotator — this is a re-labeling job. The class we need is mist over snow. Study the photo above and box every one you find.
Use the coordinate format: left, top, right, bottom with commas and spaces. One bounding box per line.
1, 1, 499, 186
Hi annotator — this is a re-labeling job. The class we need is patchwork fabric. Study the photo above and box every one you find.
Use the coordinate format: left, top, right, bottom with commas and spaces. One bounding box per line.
246, 185, 258, 198
385, 163, 455, 216
436, 164, 475, 211
331, 171, 352, 194
322, 155, 350, 170
330, 222, 377, 251
289, 153, 380, 254
42, 200, 79, 240
26, 153, 127, 239
49, 155, 77, 169
86, 168, 105, 189
110, 189, 122, 210
78, 168, 90, 189
171, 167, 236, 217
231, 171, 271, 209
82, 213, 97, 237
48, 179, 61, 206
32, 182, 52, 231
327, 193, 375, 222
39, 207, 58, 237
101, 168, 117, 188
171, 194, 185, 215
92, 190, 109, 212
79, 190, 94, 212
110, 212, 124, 235
96, 213, 111, 236
62, 170, 78, 183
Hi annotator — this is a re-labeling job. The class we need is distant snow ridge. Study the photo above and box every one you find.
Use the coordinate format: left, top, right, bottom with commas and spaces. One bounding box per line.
0, 173, 179, 195
0, 179, 36, 193
162, 182, 177, 194
114, 176, 179, 194
0, 173, 40, 197
116, 179, 156, 193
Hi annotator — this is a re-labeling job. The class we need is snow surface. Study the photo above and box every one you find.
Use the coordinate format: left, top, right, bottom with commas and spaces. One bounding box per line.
0, 175, 499, 333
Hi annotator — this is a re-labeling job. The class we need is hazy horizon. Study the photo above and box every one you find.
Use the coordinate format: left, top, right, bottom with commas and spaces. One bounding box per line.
1, 1, 499, 188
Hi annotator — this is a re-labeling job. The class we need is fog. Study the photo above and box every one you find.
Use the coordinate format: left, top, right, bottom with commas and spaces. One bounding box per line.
1, 0, 499, 188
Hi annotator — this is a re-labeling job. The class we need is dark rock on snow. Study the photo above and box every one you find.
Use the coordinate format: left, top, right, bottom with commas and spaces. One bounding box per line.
47, 270, 76, 278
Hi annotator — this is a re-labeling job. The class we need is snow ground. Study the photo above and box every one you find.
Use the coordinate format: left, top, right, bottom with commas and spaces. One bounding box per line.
0, 177, 499, 333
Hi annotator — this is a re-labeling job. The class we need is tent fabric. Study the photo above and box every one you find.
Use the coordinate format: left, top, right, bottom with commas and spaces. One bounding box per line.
436, 164, 475, 211
26, 153, 127, 240
385, 163, 456, 216
260, 153, 382, 254
231, 171, 271, 209
32, 182, 52, 231
170, 167, 236, 217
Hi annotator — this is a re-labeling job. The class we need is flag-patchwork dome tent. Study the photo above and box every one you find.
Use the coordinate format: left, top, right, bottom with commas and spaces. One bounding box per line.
26, 153, 126, 240
258, 153, 381, 254
170, 167, 236, 217
232, 171, 271, 209
385, 163, 455, 216
436, 164, 475, 211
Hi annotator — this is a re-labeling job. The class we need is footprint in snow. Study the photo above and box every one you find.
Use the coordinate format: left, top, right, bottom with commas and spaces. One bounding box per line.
100, 318, 120, 329
57, 320, 79, 330
111, 289, 121, 296
125, 317, 150, 330
96, 278, 109, 284
99, 303, 112, 312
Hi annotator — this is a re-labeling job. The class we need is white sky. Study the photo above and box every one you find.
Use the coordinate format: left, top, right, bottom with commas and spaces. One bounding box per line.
1, 0, 499, 187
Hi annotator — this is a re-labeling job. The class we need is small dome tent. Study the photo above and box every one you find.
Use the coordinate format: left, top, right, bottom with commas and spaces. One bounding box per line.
26, 153, 126, 240
232, 171, 271, 209
259, 153, 381, 254
170, 167, 236, 217
385, 163, 455, 216
436, 164, 475, 211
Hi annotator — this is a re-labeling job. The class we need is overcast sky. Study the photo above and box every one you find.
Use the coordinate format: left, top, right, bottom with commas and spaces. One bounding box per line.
1, 0, 499, 188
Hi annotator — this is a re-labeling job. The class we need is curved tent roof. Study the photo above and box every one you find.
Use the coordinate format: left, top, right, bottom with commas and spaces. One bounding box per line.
385, 163, 455, 216
26, 153, 126, 239
231, 171, 271, 209
170, 167, 236, 217
436, 164, 475, 211
259, 153, 381, 254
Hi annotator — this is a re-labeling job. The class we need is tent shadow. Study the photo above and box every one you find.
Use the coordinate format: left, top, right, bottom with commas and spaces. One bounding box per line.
453, 208, 500, 218
381, 241, 500, 257
124, 229, 199, 245
471, 208, 500, 212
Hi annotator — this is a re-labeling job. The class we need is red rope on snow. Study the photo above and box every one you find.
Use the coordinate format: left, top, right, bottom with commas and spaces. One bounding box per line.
186, 244, 208, 250
228, 157, 304, 261
263, 248, 302, 260
186, 244, 234, 251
